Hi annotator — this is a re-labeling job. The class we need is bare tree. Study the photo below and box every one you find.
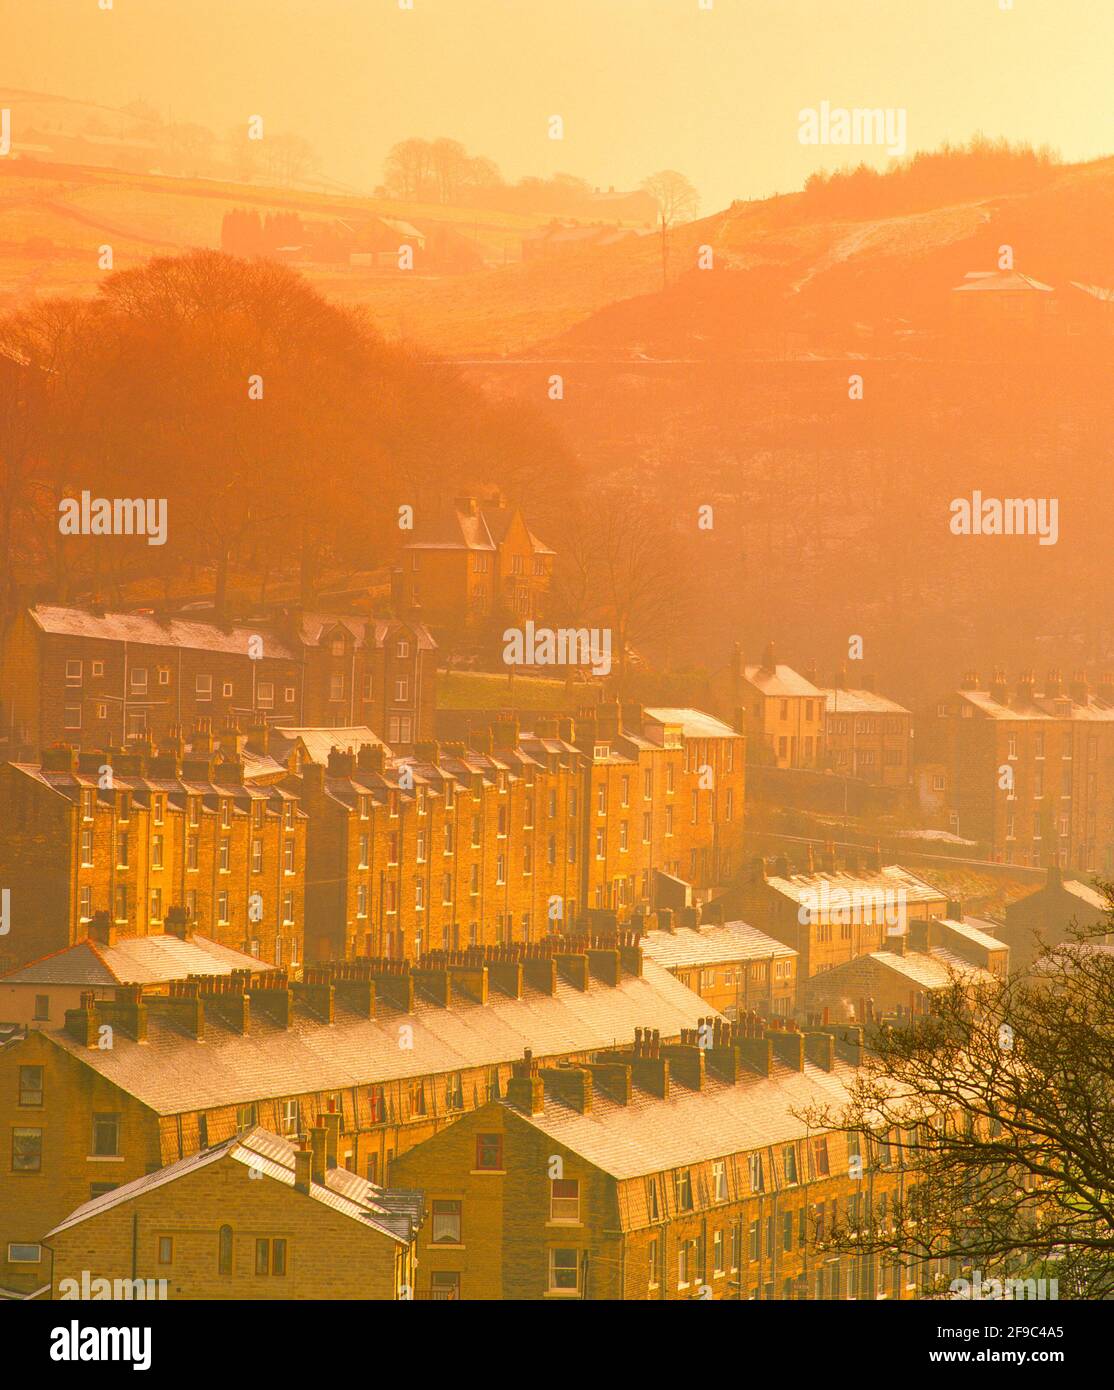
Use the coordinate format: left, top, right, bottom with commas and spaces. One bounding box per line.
641, 169, 700, 291
803, 898, 1114, 1300
384, 138, 433, 199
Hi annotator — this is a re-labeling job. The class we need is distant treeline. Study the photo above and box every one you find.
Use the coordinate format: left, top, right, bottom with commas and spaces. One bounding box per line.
800, 135, 1061, 218
0, 251, 573, 619
381, 136, 658, 220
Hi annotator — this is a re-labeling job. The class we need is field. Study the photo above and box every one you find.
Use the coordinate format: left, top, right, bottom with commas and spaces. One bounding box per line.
436, 670, 571, 712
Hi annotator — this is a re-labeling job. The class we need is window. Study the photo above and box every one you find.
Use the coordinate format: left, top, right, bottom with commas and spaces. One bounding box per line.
395, 677, 409, 702
784, 1145, 798, 1185
130, 667, 147, 693
18, 1066, 43, 1107
648, 1236, 662, 1289
678, 1238, 699, 1288
811, 1136, 830, 1177
255, 1237, 286, 1275
475, 1134, 503, 1171
7, 1242, 42, 1263
33, 995, 49, 1021
12, 1128, 42, 1172
196, 674, 212, 701
281, 1100, 299, 1136
92, 1112, 120, 1157
713, 1230, 725, 1276
550, 1178, 580, 1223
712, 1158, 727, 1202
158, 1236, 173, 1265
65, 659, 83, 685
257, 681, 274, 709
218, 1225, 233, 1275
748, 1153, 764, 1192
445, 1073, 464, 1111
674, 1169, 693, 1211
63, 705, 82, 729
548, 1248, 580, 1294
408, 1080, 427, 1117
431, 1199, 462, 1245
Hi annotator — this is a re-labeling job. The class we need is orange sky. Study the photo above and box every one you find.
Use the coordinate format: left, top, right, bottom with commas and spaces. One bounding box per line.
5, 0, 1113, 209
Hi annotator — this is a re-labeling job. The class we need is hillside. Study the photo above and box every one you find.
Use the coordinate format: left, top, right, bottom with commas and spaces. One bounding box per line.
7, 139, 1114, 358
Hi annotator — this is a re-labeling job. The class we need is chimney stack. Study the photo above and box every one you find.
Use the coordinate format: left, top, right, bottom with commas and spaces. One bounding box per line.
309, 1125, 327, 1185
294, 1146, 313, 1195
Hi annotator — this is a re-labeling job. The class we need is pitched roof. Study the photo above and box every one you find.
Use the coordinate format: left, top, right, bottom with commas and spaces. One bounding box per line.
41, 959, 711, 1116
640, 921, 796, 971
29, 605, 296, 659
1, 934, 275, 987
268, 726, 387, 765
505, 1060, 860, 1180
293, 612, 435, 652
819, 688, 910, 716
642, 708, 740, 739
403, 501, 553, 555
763, 864, 946, 908
862, 949, 992, 990
952, 270, 1054, 294
45, 1126, 420, 1245
956, 688, 1114, 722
932, 917, 1007, 954
740, 664, 821, 698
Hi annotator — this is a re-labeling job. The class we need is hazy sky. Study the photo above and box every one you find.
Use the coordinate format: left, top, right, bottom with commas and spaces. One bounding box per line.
6, 0, 1113, 210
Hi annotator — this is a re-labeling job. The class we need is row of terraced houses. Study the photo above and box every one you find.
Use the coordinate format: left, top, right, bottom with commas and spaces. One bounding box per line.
0, 701, 746, 977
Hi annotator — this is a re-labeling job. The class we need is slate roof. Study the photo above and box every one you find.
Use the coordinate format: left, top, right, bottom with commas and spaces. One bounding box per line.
40, 959, 712, 1116
640, 921, 796, 971
955, 689, 1114, 722
30, 605, 296, 660
764, 864, 946, 907
1, 934, 274, 988
403, 501, 554, 555
931, 917, 1007, 953
505, 1060, 861, 1180
293, 612, 436, 652
740, 664, 821, 699
268, 726, 387, 765
46, 1126, 421, 1245
819, 688, 910, 716
863, 950, 991, 989
952, 271, 1054, 294
642, 708, 740, 739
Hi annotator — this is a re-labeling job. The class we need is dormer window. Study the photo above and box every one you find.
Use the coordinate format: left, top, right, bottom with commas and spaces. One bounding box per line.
594, 744, 609, 760
330, 637, 345, 656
